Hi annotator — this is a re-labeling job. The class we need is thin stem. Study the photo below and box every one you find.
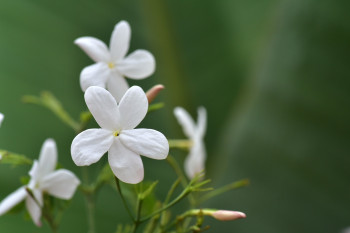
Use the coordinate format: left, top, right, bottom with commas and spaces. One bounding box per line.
140, 186, 190, 223
132, 196, 143, 233
84, 193, 96, 233
81, 167, 96, 233
198, 179, 250, 204
22, 92, 80, 132
114, 177, 135, 221
168, 139, 192, 149
166, 155, 196, 206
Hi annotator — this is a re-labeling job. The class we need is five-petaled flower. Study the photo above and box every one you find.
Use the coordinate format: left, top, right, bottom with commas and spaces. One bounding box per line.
0, 139, 80, 226
75, 20, 155, 102
174, 107, 207, 179
71, 85, 169, 184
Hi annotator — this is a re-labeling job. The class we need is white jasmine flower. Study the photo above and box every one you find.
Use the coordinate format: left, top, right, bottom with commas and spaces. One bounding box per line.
74, 20, 155, 102
71, 86, 169, 184
174, 107, 207, 179
0, 139, 80, 226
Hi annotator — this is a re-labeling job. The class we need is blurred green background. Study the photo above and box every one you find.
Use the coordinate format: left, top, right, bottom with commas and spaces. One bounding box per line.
1, 0, 350, 232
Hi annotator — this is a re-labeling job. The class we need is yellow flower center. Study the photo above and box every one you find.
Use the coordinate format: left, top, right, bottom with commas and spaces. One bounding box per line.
114, 131, 120, 137
108, 62, 115, 69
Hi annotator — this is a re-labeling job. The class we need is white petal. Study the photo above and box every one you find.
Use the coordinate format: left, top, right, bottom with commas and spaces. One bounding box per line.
40, 169, 80, 200
185, 142, 206, 179
118, 86, 148, 130
107, 71, 130, 103
74, 37, 111, 62
28, 161, 39, 181
174, 107, 196, 138
26, 189, 42, 226
0, 187, 27, 215
37, 139, 57, 179
110, 21, 131, 61
120, 129, 169, 160
0, 113, 4, 126
108, 139, 144, 184
117, 50, 155, 79
196, 107, 207, 138
80, 63, 111, 91
85, 86, 121, 130
71, 128, 114, 166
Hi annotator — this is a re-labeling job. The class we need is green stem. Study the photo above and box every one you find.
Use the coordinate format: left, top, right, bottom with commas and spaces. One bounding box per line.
22, 92, 81, 132
114, 177, 135, 221
81, 167, 96, 233
140, 185, 191, 223
166, 155, 196, 206
168, 139, 192, 149
132, 196, 143, 233
198, 179, 250, 204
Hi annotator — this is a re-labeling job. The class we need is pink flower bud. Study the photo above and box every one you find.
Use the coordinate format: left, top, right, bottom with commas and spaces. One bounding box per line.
211, 210, 246, 221
146, 84, 164, 103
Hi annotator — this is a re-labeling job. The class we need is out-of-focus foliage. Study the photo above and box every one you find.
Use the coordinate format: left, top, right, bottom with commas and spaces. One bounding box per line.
0, 0, 349, 232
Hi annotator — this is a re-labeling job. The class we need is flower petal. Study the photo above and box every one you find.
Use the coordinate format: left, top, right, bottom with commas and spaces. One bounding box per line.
197, 107, 207, 138
108, 138, 144, 184
0, 113, 4, 127
120, 129, 169, 160
74, 37, 110, 62
85, 86, 121, 130
71, 128, 114, 166
174, 107, 196, 138
110, 21, 131, 61
118, 86, 148, 130
37, 139, 57, 179
0, 187, 27, 215
26, 189, 42, 226
40, 169, 80, 199
184, 142, 206, 179
117, 50, 155, 79
107, 71, 129, 103
80, 63, 111, 92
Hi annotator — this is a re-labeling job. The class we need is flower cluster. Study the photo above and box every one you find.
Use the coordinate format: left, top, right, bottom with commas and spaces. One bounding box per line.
0, 19, 246, 232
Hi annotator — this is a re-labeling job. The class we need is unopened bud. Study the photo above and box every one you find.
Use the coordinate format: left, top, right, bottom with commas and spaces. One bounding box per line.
146, 84, 164, 103
211, 210, 246, 221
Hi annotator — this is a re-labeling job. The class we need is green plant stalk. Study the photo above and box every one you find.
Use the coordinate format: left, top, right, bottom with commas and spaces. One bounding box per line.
131, 196, 144, 233
81, 167, 96, 233
140, 185, 191, 223
115, 177, 135, 221
166, 155, 196, 206
168, 139, 192, 149
198, 179, 250, 204
0, 150, 32, 165
22, 92, 81, 132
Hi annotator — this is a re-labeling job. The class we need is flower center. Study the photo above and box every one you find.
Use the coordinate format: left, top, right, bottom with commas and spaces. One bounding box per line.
114, 130, 120, 137
108, 62, 115, 69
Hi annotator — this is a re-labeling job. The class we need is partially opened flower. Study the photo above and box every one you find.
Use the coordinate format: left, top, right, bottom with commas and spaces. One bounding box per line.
75, 20, 155, 102
174, 107, 207, 179
71, 86, 169, 184
0, 139, 80, 226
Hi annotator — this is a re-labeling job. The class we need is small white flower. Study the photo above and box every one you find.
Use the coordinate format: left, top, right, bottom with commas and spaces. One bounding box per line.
174, 107, 207, 179
75, 20, 155, 102
0, 139, 80, 226
71, 86, 169, 184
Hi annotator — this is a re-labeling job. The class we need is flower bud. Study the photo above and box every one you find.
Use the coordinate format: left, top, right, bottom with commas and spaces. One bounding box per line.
146, 84, 164, 103
211, 210, 246, 221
